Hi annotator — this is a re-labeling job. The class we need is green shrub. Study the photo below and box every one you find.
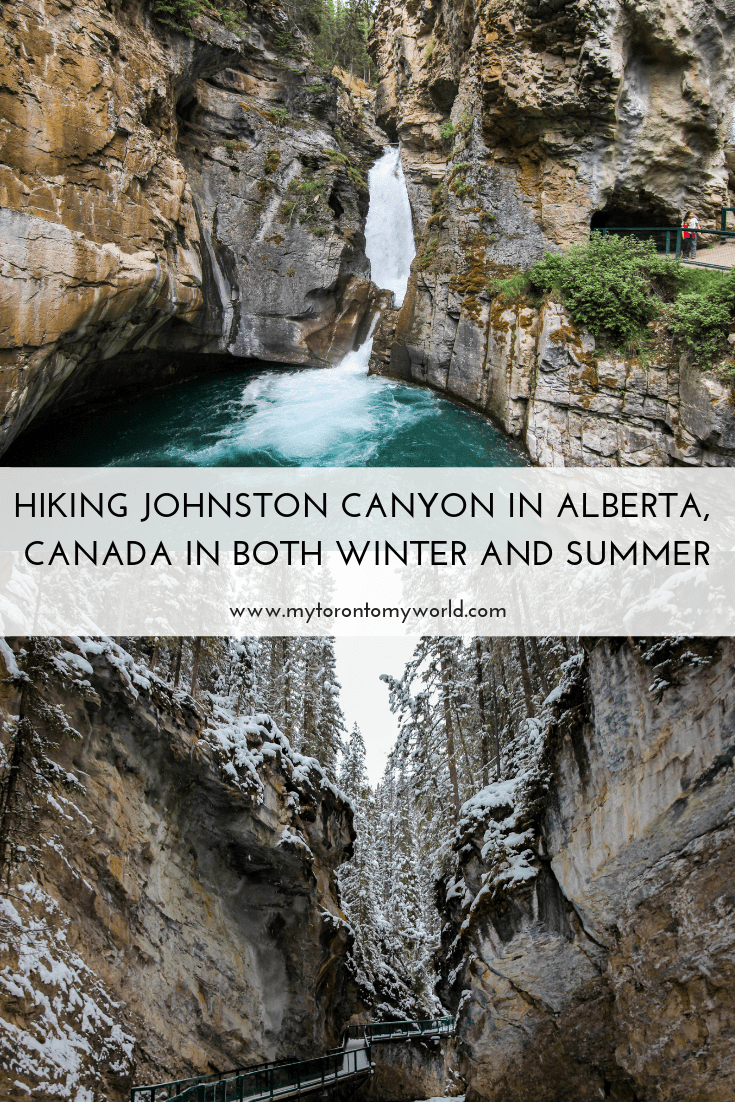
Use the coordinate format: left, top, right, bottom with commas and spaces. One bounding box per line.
431, 183, 444, 211
264, 150, 281, 174
420, 235, 439, 270
458, 108, 473, 136
153, 0, 209, 34
448, 163, 473, 200
423, 36, 435, 63
439, 121, 457, 143
669, 270, 735, 364
294, 176, 326, 196
527, 233, 680, 344
153, 0, 247, 36
676, 267, 728, 296
326, 148, 367, 189
427, 212, 446, 229
272, 30, 302, 57
487, 272, 533, 304
224, 139, 248, 153
281, 199, 298, 225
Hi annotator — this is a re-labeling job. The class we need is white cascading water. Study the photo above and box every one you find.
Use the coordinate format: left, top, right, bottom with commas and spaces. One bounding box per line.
212, 146, 418, 464
12, 148, 522, 464
364, 145, 416, 309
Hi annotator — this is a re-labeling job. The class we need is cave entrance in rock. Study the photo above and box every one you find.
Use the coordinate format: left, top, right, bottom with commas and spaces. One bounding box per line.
591, 202, 672, 231
591, 199, 678, 253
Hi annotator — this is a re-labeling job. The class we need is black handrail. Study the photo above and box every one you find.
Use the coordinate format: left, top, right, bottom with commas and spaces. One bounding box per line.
344, 1015, 455, 1042
131, 1017, 454, 1102
132, 1047, 371, 1102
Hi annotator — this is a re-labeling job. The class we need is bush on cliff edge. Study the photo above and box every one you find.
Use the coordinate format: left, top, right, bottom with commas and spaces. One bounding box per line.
527, 233, 679, 344
668, 269, 735, 365
489, 233, 735, 366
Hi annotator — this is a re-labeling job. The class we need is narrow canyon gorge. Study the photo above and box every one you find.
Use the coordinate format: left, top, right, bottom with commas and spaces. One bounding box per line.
2, 0, 735, 463
0, 635, 733, 1102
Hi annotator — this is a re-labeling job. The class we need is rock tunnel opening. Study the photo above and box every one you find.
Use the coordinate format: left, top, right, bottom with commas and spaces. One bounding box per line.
591, 199, 674, 231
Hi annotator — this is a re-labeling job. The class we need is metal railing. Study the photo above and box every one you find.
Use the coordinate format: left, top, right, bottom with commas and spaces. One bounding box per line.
131, 1017, 455, 1102
598, 226, 735, 270
131, 1048, 371, 1102
344, 1015, 455, 1042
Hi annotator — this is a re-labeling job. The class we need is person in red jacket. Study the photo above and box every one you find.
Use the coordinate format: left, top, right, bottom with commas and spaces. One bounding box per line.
682, 212, 699, 259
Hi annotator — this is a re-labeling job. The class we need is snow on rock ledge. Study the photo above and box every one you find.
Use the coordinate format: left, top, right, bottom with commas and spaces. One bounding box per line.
438, 639, 735, 1102
0, 638, 360, 1101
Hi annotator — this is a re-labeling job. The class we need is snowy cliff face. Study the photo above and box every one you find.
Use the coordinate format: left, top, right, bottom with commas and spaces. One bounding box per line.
369, 0, 735, 466
438, 639, 735, 1102
0, 638, 359, 1101
0, 0, 385, 453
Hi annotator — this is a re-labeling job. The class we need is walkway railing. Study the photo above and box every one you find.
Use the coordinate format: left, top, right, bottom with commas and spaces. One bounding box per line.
131, 1048, 371, 1102
345, 1015, 455, 1042
131, 1018, 455, 1102
598, 226, 735, 270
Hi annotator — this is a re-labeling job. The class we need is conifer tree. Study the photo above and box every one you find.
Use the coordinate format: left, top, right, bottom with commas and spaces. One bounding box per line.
338, 724, 380, 983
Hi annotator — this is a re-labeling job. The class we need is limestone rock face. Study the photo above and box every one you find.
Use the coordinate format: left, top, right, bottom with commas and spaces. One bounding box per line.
0, 0, 385, 452
369, 0, 735, 465
373, 0, 735, 246
364, 1036, 460, 1101
371, 290, 735, 465
437, 639, 735, 1102
0, 639, 360, 1101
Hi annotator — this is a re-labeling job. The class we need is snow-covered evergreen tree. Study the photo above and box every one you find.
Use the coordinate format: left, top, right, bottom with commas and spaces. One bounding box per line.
115, 632, 581, 1022
337, 725, 381, 988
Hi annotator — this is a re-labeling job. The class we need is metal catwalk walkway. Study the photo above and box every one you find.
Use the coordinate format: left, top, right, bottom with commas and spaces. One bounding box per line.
131, 1017, 455, 1102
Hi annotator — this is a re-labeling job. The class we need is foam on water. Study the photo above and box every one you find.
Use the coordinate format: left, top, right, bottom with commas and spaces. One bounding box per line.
172, 148, 418, 465
2, 148, 529, 468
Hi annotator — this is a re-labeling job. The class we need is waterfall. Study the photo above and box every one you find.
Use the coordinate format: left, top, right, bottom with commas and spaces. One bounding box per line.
364, 146, 416, 308
211, 147, 420, 462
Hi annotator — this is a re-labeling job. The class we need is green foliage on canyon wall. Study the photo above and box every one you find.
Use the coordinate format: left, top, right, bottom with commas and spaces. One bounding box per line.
528, 234, 679, 344
153, 0, 376, 82
490, 235, 735, 366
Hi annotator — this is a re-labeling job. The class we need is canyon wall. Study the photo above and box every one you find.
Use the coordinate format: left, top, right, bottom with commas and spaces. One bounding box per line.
3, 0, 735, 461
364, 1035, 460, 1101
0, 638, 361, 1101
369, 0, 735, 465
0, 0, 385, 452
371, 294, 735, 465
438, 638, 735, 1102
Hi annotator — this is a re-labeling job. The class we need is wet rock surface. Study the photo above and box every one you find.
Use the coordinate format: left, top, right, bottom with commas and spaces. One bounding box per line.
0, 0, 385, 452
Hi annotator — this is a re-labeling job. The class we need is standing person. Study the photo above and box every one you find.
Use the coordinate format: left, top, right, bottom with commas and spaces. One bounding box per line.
682, 211, 699, 259
688, 211, 700, 258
